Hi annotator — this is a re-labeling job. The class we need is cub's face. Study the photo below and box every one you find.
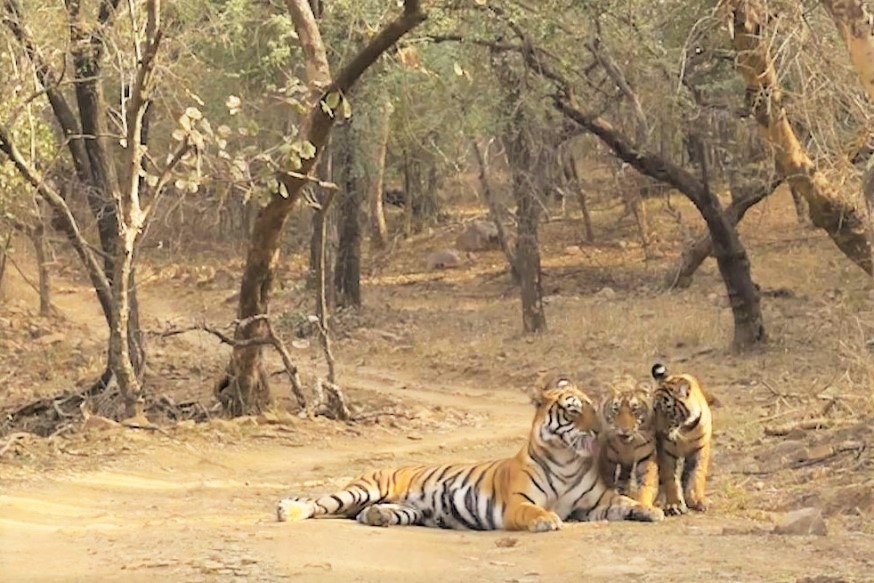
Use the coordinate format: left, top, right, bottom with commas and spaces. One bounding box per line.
652, 373, 703, 434
601, 389, 652, 442
533, 376, 601, 457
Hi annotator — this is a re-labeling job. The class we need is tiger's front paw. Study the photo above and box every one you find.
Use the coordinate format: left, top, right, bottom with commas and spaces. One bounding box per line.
628, 504, 665, 523
276, 498, 314, 523
528, 511, 563, 533
663, 500, 688, 516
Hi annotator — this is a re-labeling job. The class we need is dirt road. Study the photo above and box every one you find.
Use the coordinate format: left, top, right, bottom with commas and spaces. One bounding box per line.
2, 368, 872, 583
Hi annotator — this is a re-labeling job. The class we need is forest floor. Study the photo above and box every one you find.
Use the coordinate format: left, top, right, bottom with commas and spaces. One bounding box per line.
2, 183, 874, 582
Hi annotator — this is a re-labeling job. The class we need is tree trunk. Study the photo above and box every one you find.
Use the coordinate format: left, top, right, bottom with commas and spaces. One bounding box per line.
217, 0, 426, 415
402, 149, 415, 237
666, 177, 782, 288
471, 138, 518, 281
0, 232, 10, 295
368, 100, 391, 249
728, 0, 871, 275
819, 0, 874, 103
29, 221, 53, 316
506, 127, 546, 334
552, 98, 766, 350
563, 152, 594, 243
335, 122, 362, 308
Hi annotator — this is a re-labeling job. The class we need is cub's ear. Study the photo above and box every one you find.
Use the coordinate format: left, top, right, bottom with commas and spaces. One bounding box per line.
651, 363, 667, 381
675, 379, 691, 399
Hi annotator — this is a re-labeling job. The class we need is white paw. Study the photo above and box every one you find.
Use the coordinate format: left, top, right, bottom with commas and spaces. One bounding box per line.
528, 512, 563, 533
276, 498, 314, 522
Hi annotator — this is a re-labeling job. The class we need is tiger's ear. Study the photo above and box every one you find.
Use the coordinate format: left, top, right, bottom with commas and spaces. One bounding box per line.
529, 374, 573, 406
651, 363, 667, 381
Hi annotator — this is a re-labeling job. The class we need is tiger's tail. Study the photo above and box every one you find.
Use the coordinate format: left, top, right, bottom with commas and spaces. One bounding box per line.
277, 475, 384, 522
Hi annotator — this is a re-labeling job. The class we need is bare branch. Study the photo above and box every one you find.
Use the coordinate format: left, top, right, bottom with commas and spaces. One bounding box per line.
0, 124, 111, 304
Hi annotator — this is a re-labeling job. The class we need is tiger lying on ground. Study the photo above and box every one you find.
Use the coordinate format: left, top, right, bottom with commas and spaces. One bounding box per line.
276, 374, 665, 531
598, 377, 658, 508
651, 363, 713, 516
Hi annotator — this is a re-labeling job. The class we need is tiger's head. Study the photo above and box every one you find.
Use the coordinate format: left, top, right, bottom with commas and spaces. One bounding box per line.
600, 377, 653, 443
651, 363, 706, 438
529, 373, 601, 458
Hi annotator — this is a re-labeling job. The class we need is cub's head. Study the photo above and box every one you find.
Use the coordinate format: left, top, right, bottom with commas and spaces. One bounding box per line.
600, 377, 653, 442
651, 363, 706, 434
529, 373, 601, 457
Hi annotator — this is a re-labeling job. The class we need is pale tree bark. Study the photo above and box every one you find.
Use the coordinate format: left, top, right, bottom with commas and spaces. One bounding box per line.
1, 0, 190, 417
216, 0, 426, 415
818, 0, 874, 264
471, 138, 519, 281
819, 0, 874, 103
727, 0, 872, 275
368, 99, 391, 249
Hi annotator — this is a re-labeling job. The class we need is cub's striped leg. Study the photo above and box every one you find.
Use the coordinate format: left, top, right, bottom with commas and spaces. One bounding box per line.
356, 503, 424, 527
681, 443, 711, 512
657, 442, 687, 516
585, 489, 665, 523
634, 457, 659, 508
277, 481, 382, 522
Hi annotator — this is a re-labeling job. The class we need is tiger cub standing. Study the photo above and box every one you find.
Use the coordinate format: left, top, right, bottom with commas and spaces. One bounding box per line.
651, 363, 713, 516
598, 378, 658, 508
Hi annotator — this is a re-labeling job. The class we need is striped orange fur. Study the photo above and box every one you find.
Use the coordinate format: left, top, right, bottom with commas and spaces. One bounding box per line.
598, 378, 658, 507
276, 374, 664, 531
651, 363, 713, 516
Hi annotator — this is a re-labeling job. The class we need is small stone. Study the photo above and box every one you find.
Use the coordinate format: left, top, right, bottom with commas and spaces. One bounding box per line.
595, 287, 616, 300
772, 507, 827, 536
803, 444, 833, 462
564, 245, 582, 256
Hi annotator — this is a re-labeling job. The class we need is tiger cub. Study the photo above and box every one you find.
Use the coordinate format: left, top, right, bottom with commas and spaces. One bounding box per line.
651, 363, 713, 516
276, 374, 664, 531
598, 377, 658, 508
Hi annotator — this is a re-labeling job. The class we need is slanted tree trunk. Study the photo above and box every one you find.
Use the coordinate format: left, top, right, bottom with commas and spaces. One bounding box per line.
728, 0, 871, 275
217, 0, 426, 415
551, 95, 766, 349
471, 138, 518, 281
667, 176, 782, 289
335, 122, 363, 308
368, 100, 391, 249
818, 0, 874, 266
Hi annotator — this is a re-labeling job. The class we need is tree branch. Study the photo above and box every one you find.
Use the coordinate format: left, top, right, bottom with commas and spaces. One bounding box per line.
0, 124, 112, 306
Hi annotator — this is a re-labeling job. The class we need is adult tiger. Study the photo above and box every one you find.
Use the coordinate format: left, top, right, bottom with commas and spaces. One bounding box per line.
276, 374, 665, 531
651, 363, 713, 516
598, 377, 658, 508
